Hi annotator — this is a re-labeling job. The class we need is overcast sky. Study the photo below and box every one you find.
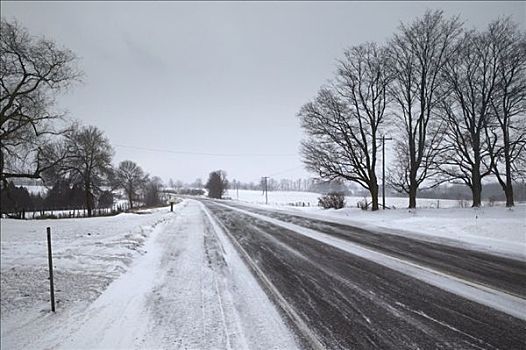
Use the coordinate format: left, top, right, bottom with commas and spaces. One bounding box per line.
2, 1, 524, 183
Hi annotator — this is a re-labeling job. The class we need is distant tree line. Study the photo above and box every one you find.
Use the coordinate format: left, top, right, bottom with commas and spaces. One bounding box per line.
299, 11, 525, 209
418, 182, 526, 202
229, 178, 348, 193
0, 19, 166, 217
0, 180, 115, 218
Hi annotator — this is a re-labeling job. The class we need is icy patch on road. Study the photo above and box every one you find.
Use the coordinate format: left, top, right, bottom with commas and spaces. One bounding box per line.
219, 203, 526, 321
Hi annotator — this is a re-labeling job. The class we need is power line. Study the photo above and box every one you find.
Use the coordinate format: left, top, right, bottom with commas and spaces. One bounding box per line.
268, 165, 305, 177
113, 144, 297, 157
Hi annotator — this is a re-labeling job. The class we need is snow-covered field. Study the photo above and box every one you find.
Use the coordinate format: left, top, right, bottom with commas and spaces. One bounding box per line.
1, 206, 174, 315
227, 189, 480, 208
225, 190, 526, 260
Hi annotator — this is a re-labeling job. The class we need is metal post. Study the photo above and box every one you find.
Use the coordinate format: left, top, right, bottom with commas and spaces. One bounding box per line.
170, 202, 173, 212
46, 227, 55, 312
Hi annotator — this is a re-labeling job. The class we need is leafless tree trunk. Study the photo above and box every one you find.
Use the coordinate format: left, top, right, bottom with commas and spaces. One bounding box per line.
436, 27, 500, 207
0, 19, 81, 185
487, 19, 526, 207
388, 10, 462, 208
299, 43, 391, 211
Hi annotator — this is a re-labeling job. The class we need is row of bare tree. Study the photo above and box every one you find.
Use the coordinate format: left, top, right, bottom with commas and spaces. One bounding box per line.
299, 11, 525, 210
0, 19, 163, 216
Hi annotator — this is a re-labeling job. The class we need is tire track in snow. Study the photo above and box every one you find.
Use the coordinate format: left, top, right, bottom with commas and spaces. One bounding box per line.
201, 202, 324, 350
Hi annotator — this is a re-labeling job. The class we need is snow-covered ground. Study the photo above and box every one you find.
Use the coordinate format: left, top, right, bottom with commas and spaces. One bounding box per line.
227, 189, 482, 208
1, 206, 175, 322
1, 206, 173, 310
2, 188, 523, 348
1, 200, 297, 349
225, 190, 526, 260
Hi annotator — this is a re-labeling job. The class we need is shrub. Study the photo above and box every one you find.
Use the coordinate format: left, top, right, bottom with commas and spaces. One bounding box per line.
318, 192, 346, 209
487, 196, 496, 207
356, 197, 370, 211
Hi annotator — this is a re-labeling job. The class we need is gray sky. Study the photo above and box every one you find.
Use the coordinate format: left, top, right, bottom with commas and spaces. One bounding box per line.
2, 1, 524, 183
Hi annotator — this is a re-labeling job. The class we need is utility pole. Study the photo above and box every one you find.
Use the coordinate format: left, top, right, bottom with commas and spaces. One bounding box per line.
382, 135, 393, 210
262, 176, 269, 205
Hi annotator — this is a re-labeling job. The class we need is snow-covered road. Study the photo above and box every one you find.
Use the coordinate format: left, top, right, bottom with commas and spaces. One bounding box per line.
1, 200, 298, 349
219, 201, 526, 299
202, 199, 526, 349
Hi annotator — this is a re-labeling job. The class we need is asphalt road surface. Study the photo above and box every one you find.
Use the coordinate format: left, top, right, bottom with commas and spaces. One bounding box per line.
221, 201, 526, 299
201, 199, 526, 350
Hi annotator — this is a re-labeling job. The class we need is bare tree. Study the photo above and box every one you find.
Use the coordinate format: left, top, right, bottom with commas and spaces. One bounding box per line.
115, 160, 148, 208
143, 176, 163, 207
0, 19, 80, 185
388, 10, 463, 208
436, 27, 500, 207
487, 19, 526, 207
299, 43, 391, 210
58, 125, 113, 216
191, 178, 203, 189
205, 170, 228, 199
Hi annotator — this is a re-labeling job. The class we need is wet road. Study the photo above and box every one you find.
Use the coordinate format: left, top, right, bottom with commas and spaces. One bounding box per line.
201, 199, 526, 350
